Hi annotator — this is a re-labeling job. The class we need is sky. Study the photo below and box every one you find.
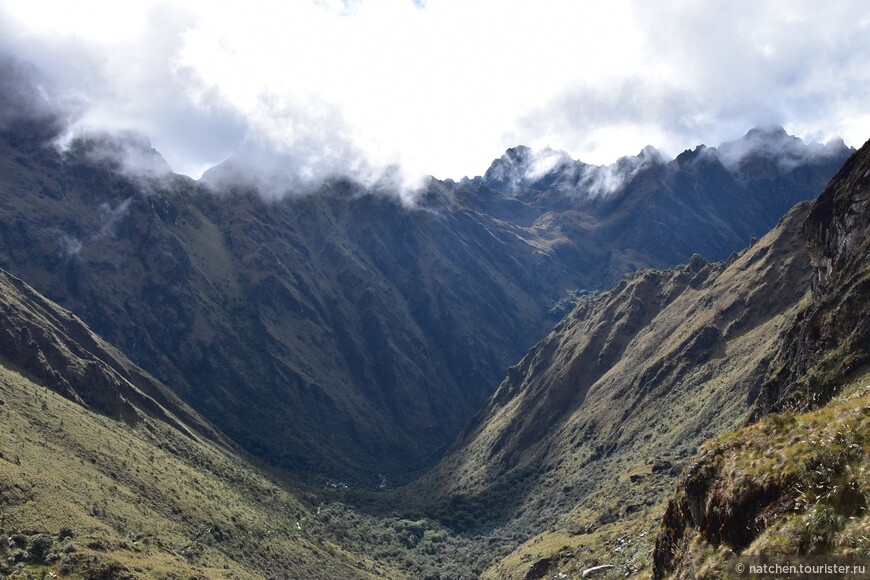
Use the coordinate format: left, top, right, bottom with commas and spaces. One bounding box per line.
0, 0, 868, 185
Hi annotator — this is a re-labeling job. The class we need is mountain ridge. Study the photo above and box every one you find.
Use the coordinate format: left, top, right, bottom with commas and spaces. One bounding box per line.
652, 137, 870, 579
0, 120, 850, 484
422, 137, 870, 578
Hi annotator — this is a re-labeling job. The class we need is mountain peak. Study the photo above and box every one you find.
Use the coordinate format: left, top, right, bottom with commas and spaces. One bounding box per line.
744, 124, 789, 139
715, 125, 851, 174
66, 129, 173, 179
482, 145, 549, 191
481, 145, 668, 198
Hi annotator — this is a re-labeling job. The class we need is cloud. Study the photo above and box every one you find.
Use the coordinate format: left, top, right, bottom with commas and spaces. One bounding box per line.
483, 144, 664, 198
0, 0, 867, 191
517, 0, 870, 164
53, 196, 132, 260
61, 130, 174, 184
97, 197, 133, 238
0, 2, 247, 178
714, 126, 849, 174
56, 233, 83, 258
0, 53, 82, 139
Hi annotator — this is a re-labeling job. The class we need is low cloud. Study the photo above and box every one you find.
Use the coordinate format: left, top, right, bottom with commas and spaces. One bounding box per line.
0, 54, 83, 140
97, 197, 133, 238
483, 144, 664, 198
60, 130, 174, 183
54, 196, 133, 260
56, 232, 83, 258
578, 147, 665, 198
198, 135, 426, 204
714, 126, 849, 174
0, 1, 867, 197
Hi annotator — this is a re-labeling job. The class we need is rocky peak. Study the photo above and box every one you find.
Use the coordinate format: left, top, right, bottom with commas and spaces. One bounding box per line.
483, 145, 568, 193
481, 144, 667, 199
715, 125, 852, 178
65, 130, 174, 180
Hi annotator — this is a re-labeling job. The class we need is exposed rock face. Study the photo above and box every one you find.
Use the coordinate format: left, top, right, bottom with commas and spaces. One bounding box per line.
755, 138, 870, 414
651, 447, 790, 578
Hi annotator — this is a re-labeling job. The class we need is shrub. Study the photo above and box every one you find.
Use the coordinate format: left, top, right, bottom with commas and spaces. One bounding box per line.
802, 504, 842, 553
28, 534, 54, 563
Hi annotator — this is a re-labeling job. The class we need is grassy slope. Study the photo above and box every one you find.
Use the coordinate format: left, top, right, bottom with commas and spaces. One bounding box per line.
653, 366, 870, 579
0, 266, 481, 578
0, 362, 389, 579
413, 203, 812, 579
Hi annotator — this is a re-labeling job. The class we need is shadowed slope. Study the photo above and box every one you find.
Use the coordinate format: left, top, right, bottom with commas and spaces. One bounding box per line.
419, 201, 814, 578
0, 122, 847, 483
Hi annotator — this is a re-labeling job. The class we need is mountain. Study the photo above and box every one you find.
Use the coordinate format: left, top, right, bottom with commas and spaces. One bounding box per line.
0, 267, 225, 446
415, 198, 814, 576
0, 266, 388, 578
0, 119, 849, 485
652, 137, 870, 579
415, 137, 869, 579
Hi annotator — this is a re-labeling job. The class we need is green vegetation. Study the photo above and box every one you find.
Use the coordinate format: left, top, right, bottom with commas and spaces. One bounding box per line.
0, 358, 503, 578
655, 367, 870, 578
0, 363, 385, 578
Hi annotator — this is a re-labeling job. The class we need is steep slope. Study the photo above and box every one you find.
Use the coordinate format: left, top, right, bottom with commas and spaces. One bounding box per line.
653, 138, 870, 579
0, 267, 382, 578
651, 369, 870, 580
0, 120, 847, 484
756, 136, 870, 413
419, 199, 815, 577
0, 268, 225, 448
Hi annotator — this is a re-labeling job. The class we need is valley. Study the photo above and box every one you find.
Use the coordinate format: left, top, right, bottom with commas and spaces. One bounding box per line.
0, 120, 847, 484
0, 118, 867, 579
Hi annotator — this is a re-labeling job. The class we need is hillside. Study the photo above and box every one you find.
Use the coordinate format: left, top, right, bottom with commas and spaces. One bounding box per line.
0, 267, 384, 578
415, 138, 870, 579
652, 368, 870, 579
653, 138, 870, 579
0, 118, 848, 484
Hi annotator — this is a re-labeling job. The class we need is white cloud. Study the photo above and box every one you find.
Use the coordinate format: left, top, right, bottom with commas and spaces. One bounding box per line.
0, 0, 867, 187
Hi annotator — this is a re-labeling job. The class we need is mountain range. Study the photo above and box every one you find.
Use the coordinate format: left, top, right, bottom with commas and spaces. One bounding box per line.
0, 108, 867, 578
447, 138, 870, 579
0, 120, 850, 485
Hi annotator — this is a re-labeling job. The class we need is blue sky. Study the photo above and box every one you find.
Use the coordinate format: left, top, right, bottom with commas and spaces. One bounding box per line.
1, 0, 868, 186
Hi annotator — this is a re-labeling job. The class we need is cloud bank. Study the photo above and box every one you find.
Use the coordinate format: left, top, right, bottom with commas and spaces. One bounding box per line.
0, 0, 867, 192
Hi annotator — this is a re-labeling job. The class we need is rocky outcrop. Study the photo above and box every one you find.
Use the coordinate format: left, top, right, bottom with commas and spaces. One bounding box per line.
652, 386, 870, 579
755, 138, 870, 415
652, 445, 795, 578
